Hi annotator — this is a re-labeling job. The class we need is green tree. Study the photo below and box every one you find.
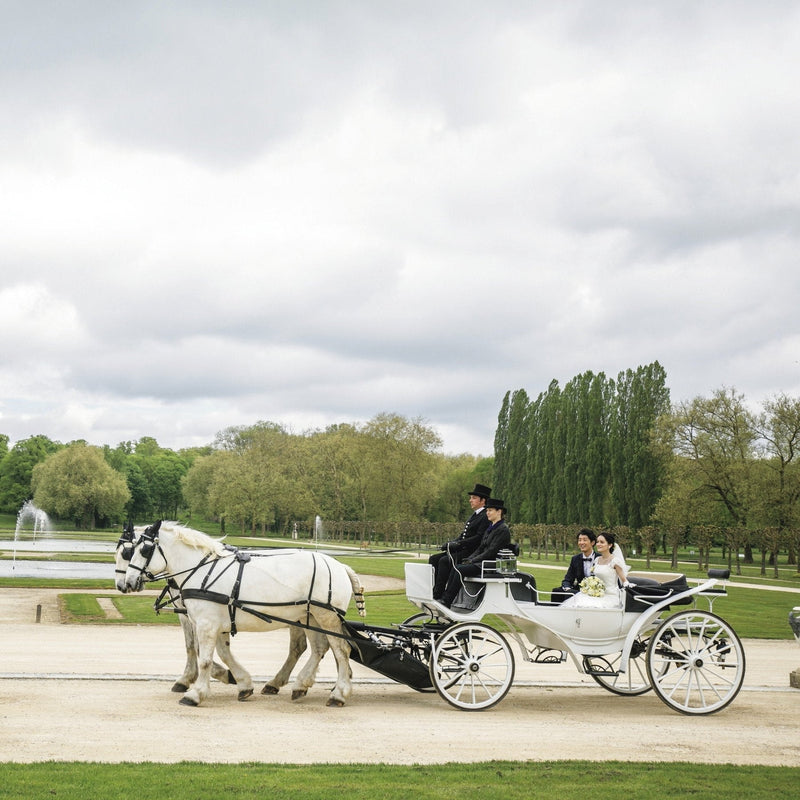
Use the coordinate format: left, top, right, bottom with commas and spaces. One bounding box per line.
0, 435, 62, 513
659, 387, 758, 562
359, 413, 442, 521
31, 443, 130, 528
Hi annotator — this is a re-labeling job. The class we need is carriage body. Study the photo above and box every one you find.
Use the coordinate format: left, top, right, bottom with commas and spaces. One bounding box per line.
402, 561, 745, 714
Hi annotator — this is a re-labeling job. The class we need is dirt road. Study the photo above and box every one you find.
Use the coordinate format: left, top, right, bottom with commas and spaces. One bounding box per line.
1, 588, 799, 765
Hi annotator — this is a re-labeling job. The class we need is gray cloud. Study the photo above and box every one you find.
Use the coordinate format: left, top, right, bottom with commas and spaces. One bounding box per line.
2, 1, 800, 456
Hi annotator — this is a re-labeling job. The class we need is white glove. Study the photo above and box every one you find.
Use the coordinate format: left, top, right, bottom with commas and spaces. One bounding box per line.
622, 580, 636, 588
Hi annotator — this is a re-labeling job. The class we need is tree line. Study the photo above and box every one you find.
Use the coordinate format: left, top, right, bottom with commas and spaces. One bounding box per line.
3, 371, 800, 575
493, 362, 670, 528
494, 365, 800, 573
0, 414, 491, 532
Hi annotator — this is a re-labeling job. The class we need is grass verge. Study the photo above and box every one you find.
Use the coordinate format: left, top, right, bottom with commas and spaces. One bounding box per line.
0, 761, 798, 799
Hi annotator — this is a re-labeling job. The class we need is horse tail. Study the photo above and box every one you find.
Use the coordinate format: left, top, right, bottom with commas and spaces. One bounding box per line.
345, 565, 367, 617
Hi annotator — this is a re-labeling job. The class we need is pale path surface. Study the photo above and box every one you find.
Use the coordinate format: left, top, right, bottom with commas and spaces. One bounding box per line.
0, 589, 799, 765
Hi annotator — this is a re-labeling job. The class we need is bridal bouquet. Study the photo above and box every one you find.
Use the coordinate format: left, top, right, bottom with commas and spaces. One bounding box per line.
579, 576, 605, 598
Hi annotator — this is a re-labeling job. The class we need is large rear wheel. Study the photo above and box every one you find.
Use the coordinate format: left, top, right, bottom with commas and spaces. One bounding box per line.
646, 610, 745, 715
429, 623, 514, 711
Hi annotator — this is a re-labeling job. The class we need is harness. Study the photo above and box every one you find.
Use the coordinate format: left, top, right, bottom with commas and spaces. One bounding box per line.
130, 521, 349, 638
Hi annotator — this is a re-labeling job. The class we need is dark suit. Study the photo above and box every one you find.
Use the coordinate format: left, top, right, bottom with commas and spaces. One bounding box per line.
552, 552, 597, 602
440, 520, 512, 606
429, 508, 490, 598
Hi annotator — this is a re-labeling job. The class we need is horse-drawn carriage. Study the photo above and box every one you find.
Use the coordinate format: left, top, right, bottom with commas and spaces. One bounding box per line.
117, 523, 745, 716
348, 560, 745, 715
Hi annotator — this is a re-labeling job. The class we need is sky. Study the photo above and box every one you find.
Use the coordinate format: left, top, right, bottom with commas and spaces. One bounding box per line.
2, 1, 800, 457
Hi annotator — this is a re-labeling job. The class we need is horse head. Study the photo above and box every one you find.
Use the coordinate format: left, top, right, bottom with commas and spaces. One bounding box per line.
114, 522, 138, 593
123, 519, 165, 592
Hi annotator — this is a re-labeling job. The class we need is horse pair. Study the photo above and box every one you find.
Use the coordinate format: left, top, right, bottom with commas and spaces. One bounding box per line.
115, 521, 365, 707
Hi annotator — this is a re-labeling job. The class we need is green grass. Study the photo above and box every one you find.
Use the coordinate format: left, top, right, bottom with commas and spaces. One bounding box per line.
0, 761, 797, 799
60, 593, 181, 625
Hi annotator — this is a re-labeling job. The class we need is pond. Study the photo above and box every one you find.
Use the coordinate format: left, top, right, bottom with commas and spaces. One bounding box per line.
0, 559, 114, 579
0, 538, 116, 579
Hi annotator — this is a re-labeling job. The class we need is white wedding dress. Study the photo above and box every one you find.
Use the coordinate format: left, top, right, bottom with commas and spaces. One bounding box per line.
561, 552, 627, 609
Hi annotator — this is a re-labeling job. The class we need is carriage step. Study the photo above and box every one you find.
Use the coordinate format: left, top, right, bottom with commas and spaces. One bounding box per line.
582, 657, 618, 677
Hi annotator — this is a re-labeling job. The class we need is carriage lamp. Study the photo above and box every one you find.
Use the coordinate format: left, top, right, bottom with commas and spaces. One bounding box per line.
496, 549, 517, 576
789, 607, 800, 689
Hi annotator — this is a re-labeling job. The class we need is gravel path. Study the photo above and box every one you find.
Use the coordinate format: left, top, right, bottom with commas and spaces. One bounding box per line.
1, 587, 799, 765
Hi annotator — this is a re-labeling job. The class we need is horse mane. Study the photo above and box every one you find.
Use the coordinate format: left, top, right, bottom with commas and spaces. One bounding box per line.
160, 522, 229, 557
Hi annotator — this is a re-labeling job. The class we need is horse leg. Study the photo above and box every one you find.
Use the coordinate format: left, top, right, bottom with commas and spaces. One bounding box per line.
290, 629, 330, 701
172, 616, 235, 692
179, 619, 220, 707
314, 611, 353, 707
213, 631, 254, 701
262, 626, 308, 695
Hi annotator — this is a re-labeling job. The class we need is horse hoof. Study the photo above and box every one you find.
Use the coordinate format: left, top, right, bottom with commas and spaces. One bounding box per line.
291, 689, 308, 701
326, 697, 345, 708
171, 682, 189, 693
237, 688, 254, 701
179, 696, 199, 707
261, 685, 279, 695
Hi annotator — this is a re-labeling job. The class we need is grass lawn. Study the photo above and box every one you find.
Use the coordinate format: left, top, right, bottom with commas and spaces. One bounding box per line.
0, 761, 798, 799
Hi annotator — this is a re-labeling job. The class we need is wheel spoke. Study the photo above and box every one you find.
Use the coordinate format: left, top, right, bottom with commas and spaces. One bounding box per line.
647, 611, 745, 715
430, 623, 515, 711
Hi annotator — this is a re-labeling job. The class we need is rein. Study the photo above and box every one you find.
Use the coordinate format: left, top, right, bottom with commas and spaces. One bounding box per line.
129, 522, 349, 638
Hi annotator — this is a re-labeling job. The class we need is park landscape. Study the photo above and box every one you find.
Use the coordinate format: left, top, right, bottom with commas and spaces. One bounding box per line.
1, 510, 799, 799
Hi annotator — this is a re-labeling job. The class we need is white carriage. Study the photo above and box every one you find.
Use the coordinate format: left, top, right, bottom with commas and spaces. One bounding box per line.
375, 559, 746, 715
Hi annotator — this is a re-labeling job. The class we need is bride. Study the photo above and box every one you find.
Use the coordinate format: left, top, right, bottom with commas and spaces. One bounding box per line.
561, 531, 633, 609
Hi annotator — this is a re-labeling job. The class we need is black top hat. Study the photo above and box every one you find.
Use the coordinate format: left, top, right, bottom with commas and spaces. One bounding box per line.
467, 483, 491, 499
485, 497, 506, 511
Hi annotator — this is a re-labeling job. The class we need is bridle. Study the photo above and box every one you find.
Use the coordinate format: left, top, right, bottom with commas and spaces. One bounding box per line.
114, 522, 136, 580
125, 519, 168, 588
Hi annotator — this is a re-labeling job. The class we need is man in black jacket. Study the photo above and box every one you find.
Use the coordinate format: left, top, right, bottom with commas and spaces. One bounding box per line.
438, 497, 511, 608
551, 528, 597, 602
429, 483, 491, 600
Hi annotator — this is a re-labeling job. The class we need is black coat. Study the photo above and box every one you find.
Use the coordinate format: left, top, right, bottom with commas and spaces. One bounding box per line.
562, 552, 597, 590
447, 508, 490, 558
463, 520, 511, 565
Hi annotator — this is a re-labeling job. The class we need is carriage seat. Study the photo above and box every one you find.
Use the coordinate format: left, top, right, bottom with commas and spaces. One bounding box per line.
624, 573, 691, 612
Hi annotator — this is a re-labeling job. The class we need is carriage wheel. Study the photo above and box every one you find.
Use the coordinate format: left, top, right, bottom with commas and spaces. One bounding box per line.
646, 610, 745, 715
429, 623, 514, 711
586, 621, 656, 696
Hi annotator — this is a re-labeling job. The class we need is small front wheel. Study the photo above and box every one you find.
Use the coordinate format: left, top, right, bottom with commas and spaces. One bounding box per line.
647, 610, 745, 715
430, 623, 514, 711
587, 620, 657, 696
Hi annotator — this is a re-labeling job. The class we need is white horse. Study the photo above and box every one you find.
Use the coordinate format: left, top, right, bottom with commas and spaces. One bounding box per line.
115, 525, 236, 692
122, 521, 365, 707
115, 524, 332, 700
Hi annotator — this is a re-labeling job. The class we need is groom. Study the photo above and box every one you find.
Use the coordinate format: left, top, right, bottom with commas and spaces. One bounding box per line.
552, 528, 597, 603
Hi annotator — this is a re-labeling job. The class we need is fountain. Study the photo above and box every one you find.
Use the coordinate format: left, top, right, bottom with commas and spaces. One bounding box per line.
314, 515, 324, 545
11, 500, 52, 572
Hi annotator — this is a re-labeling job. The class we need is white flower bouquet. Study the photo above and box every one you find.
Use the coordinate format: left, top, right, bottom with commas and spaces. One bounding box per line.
579, 576, 605, 598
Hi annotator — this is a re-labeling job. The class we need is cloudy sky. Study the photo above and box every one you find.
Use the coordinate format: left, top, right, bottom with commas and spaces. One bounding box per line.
2, 1, 799, 457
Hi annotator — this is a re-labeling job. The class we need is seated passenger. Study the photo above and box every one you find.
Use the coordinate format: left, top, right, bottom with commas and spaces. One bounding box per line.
438, 498, 511, 608
560, 532, 635, 609
551, 528, 597, 602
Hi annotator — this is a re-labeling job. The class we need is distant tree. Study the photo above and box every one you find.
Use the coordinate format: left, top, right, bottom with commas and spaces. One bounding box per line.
610, 362, 670, 528
122, 460, 152, 521
31, 443, 130, 528
181, 453, 223, 521
0, 435, 62, 513
359, 413, 442, 521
